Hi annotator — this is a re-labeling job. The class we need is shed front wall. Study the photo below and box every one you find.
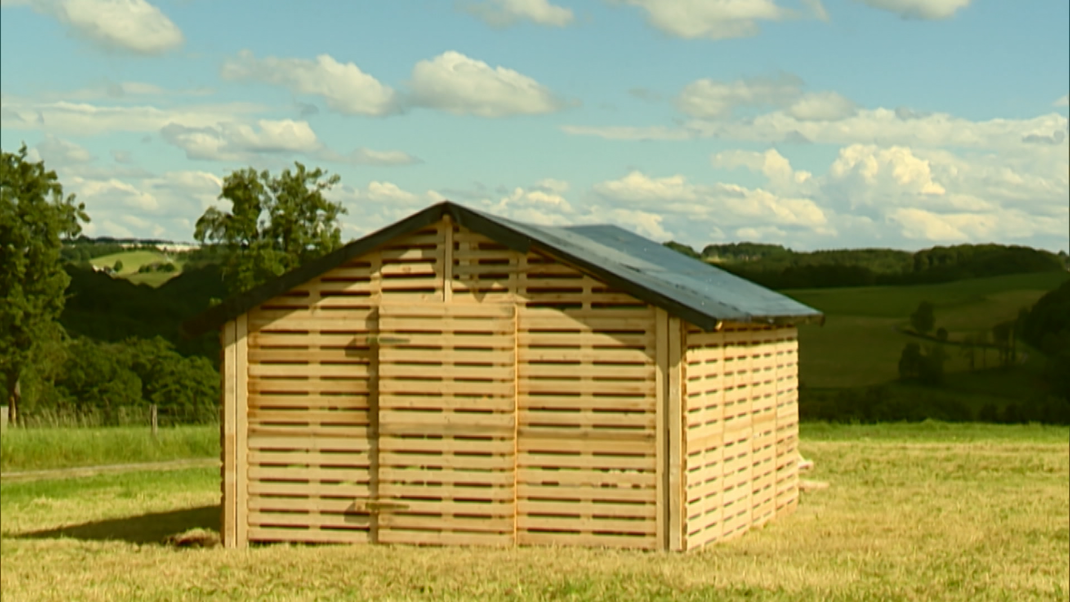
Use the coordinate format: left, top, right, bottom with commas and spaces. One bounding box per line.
223, 218, 662, 549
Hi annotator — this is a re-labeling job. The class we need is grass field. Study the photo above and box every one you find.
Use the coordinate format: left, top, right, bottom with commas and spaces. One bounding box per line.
0, 426, 218, 473
788, 271, 1070, 389
1, 423, 1066, 601
89, 249, 183, 287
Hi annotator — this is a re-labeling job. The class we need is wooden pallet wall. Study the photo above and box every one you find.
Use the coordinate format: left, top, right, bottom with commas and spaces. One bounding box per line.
681, 323, 798, 551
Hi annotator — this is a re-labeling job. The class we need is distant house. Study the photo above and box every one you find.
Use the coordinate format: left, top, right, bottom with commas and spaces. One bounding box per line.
184, 201, 823, 551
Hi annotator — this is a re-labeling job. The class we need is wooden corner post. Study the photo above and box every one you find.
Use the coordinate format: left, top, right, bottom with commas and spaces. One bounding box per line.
221, 319, 237, 548
221, 316, 249, 549
656, 310, 686, 551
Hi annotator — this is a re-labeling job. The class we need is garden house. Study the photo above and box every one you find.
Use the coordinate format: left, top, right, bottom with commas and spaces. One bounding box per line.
183, 201, 823, 552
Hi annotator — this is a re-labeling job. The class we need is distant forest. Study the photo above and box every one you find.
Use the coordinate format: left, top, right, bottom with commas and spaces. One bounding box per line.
664, 241, 1069, 289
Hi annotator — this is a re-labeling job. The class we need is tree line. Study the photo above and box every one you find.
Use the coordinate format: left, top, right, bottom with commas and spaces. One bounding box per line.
2, 145, 349, 425
666, 241, 1067, 290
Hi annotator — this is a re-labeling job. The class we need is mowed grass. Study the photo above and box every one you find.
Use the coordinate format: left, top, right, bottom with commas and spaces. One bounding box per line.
0, 425, 218, 473
787, 271, 1070, 388
1, 423, 1067, 601
89, 249, 184, 286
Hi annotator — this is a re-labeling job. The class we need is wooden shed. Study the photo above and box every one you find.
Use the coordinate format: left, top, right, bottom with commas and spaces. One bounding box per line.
183, 201, 823, 552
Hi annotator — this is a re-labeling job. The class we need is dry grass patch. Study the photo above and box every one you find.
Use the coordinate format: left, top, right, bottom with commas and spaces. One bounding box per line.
1, 424, 1067, 601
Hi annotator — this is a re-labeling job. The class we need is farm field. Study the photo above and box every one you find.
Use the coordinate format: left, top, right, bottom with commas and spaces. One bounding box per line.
89, 249, 184, 287
1, 423, 1066, 601
787, 271, 1070, 389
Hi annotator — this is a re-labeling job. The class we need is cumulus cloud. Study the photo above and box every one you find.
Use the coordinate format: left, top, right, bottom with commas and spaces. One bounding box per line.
221, 50, 398, 117
611, 0, 823, 40
160, 119, 323, 161
677, 74, 857, 121
408, 51, 565, 117
5, 0, 183, 54
1054, 94, 1069, 107
852, 0, 972, 20
0, 92, 266, 135
32, 134, 95, 166
461, 0, 574, 27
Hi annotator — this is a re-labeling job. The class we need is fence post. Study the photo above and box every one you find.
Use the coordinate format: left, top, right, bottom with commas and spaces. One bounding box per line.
151, 404, 158, 439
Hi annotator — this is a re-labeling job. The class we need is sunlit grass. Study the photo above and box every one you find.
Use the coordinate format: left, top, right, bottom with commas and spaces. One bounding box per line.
0, 425, 218, 473
1, 423, 1066, 601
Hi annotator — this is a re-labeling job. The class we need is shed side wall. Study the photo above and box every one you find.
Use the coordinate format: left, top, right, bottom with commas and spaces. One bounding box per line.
681, 323, 799, 550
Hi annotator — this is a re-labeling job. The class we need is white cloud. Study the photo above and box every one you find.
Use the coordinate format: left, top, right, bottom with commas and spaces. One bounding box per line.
1056, 94, 1069, 107
558, 125, 693, 140
462, 0, 574, 27
160, 119, 323, 161
611, 0, 809, 40
852, 0, 972, 20
32, 134, 94, 166
786, 91, 858, 121
7, 0, 183, 54
221, 50, 397, 117
713, 148, 814, 187
677, 74, 803, 118
0, 92, 266, 135
319, 147, 421, 166
409, 51, 564, 117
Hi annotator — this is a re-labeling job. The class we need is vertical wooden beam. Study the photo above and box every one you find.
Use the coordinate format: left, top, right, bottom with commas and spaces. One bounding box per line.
654, 309, 668, 551
221, 320, 237, 548
235, 313, 249, 548
369, 309, 381, 544
667, 316, 684, 552
512, 303, 519, 546
443, 215, 454, 303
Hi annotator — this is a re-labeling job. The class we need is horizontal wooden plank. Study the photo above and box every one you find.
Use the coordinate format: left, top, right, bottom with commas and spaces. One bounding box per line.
379, 452, 513, 471
248, 409, 370, 425
518, 468, 655, 488
519, 332, 653, 348
517, 530, 655, 549
249, 394, 369, 409
519, 395, 655, 412
518, 380, 655, 396
248, 526, 370, 544
517, 437, 653, 455
378, 394, 513, 411
519, 500, 656, 519
380, 467, 515, 486
379, 364, 514, 380
517, 483, 654, 503
517, 516, 655, 535
249, 425, 371, 439
380, 319, 514, 334
249, 496, 364, 513
520, 363, 654, 379
379, 437, 515, 454
248, 435, 371, 452
250, 378, 370, 394
379, 380, 514, 396
520, 315, 653, 332
375, 498, 514, 515
249, 349, 372, 363
517, 427, 654, 443
519, 410, 655, 429
250, 364, 373, 378
249, 466, 370, 481
518, 452, 653, 471
381, 303, 515, 318
248, 482, 372, 497
379, 482, 515, 501
249, 449, 371, 466
379, 514, 514, 533
518, 348, 652, 363
378, 347, 513, 362
248, 511, 372, 528
378, 528, 513, 547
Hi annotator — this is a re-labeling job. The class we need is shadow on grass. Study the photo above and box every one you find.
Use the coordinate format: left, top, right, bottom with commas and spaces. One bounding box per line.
16, 505, 219, 545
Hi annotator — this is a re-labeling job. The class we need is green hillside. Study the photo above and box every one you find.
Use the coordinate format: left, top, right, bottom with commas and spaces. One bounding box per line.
789, 271, 1069, 389
89, 250, 183, 286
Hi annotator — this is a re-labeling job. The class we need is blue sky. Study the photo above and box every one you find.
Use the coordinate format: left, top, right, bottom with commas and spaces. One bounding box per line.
1, 0, 1067, 252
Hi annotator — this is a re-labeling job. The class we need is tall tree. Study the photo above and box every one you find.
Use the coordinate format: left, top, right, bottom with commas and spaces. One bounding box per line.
910, 301, 936, 335
0, 145, 89, 425
194, 162, 346, 295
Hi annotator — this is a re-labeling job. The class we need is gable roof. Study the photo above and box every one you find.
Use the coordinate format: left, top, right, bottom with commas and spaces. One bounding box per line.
181, 201, 823, 337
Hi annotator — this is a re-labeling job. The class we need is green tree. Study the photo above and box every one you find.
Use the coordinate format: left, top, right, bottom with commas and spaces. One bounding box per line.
910, 301, 936, 335
1, 145, 89, 425
113, 259, 123, 273
194, 162, 346, 295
